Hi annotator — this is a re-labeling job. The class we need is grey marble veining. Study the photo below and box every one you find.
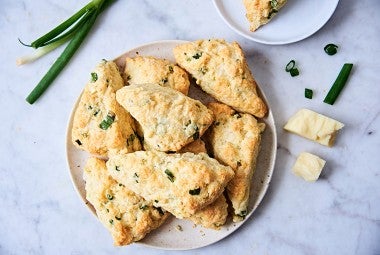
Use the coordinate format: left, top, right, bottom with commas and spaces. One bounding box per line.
0, 0, 379, 254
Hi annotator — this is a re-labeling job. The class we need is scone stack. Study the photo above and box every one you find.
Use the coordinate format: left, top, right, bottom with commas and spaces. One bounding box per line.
71, 39, 267, 246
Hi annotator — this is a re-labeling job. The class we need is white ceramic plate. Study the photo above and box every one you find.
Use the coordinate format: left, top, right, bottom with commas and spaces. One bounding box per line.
66, 40, 277, 250
212, 0, 339, 45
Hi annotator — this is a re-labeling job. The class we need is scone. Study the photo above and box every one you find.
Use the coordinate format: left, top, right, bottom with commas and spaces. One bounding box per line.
106, 151, 234, 219
71, 60, 141, 156
178, 139, 207, 154
83, 157, 169, 246
204, 102, 265, 222
173, 39, 267, 118
187, 195, 228, 229
124, 56, 190, 95
116, 83, 214, 152
178, 139, 229, 229
243, 0, 287, 31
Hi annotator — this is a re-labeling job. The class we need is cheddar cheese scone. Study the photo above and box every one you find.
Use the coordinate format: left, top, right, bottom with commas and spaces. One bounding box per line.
83, 157, 169, 246
72, 60, 141, 156
178, 139, 229, 229
243, 0, 287, 32
106, 151, 234, 219
173, 39, 267, 118
116, 83, 214, 152
204, 102, 265, 222
124, 56, 190, 95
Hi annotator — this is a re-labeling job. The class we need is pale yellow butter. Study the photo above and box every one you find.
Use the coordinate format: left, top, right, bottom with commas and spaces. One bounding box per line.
284, 109, 344, 147
292, 152, 326, 182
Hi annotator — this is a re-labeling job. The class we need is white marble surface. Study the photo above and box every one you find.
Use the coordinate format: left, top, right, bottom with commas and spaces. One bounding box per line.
1, 0, 379, 254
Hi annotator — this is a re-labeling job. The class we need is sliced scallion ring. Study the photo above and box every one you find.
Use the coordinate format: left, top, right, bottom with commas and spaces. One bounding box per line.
324, 44, 338, 55
285, 60, 295, 72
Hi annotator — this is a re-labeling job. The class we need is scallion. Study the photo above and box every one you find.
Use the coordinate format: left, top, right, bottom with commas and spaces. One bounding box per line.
189, 188, 201, 195
324, 44, 338, 56
285, 60, 295, 72
323, 63, 353, 105
22, 0, 114, 104
305, 88, 313, 99
164, 169, 175, 182
290, 68, 299, 77
99, 112, 115, 130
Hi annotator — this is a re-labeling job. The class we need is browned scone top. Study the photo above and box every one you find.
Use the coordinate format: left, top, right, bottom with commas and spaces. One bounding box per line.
173, 39, 267, 118
116, 83, 214, 152
243, 0, 287, 31
71, 60, 141, 156
106, 151, 234, 219
83, 157, 169, 246
204, 102, 265, 222
124, 56, 190, 95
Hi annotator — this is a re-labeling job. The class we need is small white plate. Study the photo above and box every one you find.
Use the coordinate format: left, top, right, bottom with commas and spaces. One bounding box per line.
212, 0, 339, 45
66, 40, 277, 250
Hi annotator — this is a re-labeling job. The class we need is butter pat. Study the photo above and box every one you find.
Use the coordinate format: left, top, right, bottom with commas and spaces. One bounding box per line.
292, 152, 326, 182
284, 109, 344, 147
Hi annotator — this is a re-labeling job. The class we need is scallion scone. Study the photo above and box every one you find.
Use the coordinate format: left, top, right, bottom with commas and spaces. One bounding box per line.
124, 56, 190, 95
72, 60, 141, 156
116, 83, 214, 152
83, 157, 169, 246
173, 39, 267, 118
243, 0, 287, 31
204, 102, 265, 222
178, 139, 229, 229
106, 151, 234, 219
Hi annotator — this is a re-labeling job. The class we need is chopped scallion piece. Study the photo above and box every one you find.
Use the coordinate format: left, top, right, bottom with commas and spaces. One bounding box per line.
106, 194, 113, 200
99, 112, 115, 130
324, 44, 338, 56
285, 60, 295, 72
189, 188, 201, 195
164, 169, 175, 182
290, 68, 299, 77
323, 63, 353, 105
91, 72, 98, 82
305, 88, 313, 99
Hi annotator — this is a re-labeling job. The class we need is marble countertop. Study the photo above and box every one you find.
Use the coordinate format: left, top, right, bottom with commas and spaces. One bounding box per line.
1, 0, 379, 254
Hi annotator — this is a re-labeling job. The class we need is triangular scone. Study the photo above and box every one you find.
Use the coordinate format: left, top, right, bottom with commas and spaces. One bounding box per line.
204, 102, 265, 222
179, 139, 229, 230
83, 157, 169, 246
243, 0, 287, 31
173, 39, 267, 118
124, 56, 190, 95
106, 151, 234, 219
72, 60, 141, 156
116, 83, 214, 152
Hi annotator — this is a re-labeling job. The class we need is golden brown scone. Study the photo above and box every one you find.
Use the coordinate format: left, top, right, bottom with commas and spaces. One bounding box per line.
178, 139, 229, 229
204, 102, 265, 222
71, 60, 141, 156
173, 39, 267, 118
187, 194, 228, 230
116, 83, 214, 152
83, 157, 169, 246
178, 139, 207, 154
243, 0, 287, 31
124, 56, 190, 95
106, 151, 234, 219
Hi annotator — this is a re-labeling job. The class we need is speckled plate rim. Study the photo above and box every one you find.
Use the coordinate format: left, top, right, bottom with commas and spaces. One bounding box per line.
66, 40, 277, 250
212, 0, 339, 45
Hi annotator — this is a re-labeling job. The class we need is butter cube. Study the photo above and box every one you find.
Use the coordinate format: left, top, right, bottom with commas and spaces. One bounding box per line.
292, 152, 326, 182
284, 109, 344, 147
